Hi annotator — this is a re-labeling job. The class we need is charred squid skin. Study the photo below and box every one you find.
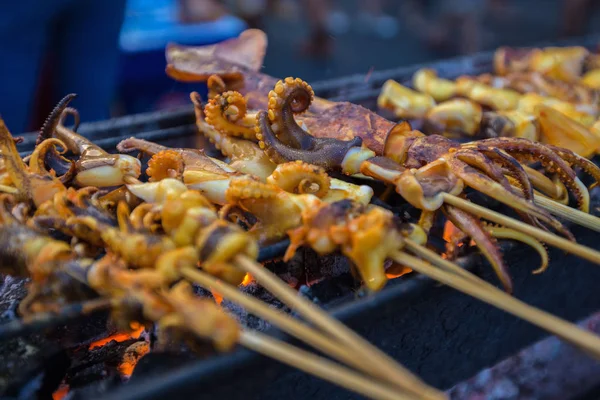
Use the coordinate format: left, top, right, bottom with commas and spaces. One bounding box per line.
455, 149, 517, 195
267, 77, 316, 148
443, 204, 513, 293
457, 147, 549, 230
476, 146, 557, 232
478, 147, 535, 201
475, 138, 586, 211
256, 111, 362, 171
448, 157, 574, 241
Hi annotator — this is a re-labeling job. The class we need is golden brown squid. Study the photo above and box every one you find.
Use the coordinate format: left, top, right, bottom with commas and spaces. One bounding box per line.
164, 32, 600, 292
37, 95, 142, 187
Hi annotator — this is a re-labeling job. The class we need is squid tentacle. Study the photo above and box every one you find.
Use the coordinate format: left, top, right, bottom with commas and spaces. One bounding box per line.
478, 147, 535, 201
546, 144, 600, 189
191, 92, 276, 179
443, 204, 513, 293
449, 158, 574, 240
204, 91, 257, 140
476, 138, 586, 211
37, 94, 77, 146
28, 138, 76, 184
256, 111, 362, 170
147, 150, 185, 182
117, 137, 170, 155
454, 150, 517, 195
464, 147, 553, 233
266, 161, 331, 198
484, 223, 549, 275
267, 77, 315, 148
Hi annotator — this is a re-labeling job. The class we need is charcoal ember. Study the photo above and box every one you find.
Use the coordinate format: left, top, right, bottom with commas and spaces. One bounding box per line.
265, 258, 304, 287
129, 352, 197, 382
0, 276, 27, 321
299, 250, 352, 286
227, 283, 290, 331
69, 375, 122, 400
66, 338, 141, 389
0, 347, 69, 399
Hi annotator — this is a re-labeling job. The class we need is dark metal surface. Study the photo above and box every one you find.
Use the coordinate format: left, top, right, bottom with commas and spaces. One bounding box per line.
448, 311, 600, 400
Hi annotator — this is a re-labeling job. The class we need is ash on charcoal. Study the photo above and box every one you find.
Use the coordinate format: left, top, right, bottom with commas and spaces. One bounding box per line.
225, 283, 291, 331
1, 347, 69, 400
301, 250, 352, 287
0, 277, 27, 320
66, 339, 140, 387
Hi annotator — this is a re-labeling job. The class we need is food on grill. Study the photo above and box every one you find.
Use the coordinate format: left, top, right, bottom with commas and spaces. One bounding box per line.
37, 94, 142, 187
3, 28, 600, 398
376, 45, 600, 158
182, 71, 595, 292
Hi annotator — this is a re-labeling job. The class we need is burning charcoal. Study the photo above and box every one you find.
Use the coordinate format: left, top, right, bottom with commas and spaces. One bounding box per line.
1, 347, 69, 400
0, 277, 27, 321
128, 352, 197, 382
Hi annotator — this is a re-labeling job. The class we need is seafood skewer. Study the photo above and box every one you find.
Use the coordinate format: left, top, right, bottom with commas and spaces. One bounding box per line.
118, 143, 600, 363
37, 94, 142, 187
183, 84, 599, 292
0, 117, 443, 398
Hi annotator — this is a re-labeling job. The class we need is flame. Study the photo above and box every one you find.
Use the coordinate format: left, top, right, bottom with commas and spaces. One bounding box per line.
443, 220, 459, 243
385, 265, 413, 279
241, 273, 253, 286
88, 322, 145, 350
118, 341, 150, 378
211, 290, 223, 305
52, 384, 69, 400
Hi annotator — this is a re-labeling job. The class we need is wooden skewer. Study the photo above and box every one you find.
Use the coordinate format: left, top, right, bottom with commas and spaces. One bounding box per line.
234, 255, 446, 400
442, 193, 600, 264
534, 194, 600, 233
391, 250, 600, 360
141, 284, 415, 400
239, 330, 417, 400
0, 184, 18, 194
181, 268, 371, 380
404, 239, 482, 286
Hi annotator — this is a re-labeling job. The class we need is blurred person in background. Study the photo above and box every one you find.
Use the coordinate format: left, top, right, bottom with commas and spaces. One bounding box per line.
0, 0, 127, 133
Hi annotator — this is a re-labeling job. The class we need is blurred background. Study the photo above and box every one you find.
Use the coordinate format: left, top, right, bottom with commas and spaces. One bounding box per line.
1, 0, 600, 133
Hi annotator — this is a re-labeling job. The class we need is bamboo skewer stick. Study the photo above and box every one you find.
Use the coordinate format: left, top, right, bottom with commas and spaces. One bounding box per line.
140, 286, 416, 400
391, 251, 600, 360
181, 268, 368, 378
534, 194, 600, 232
442, 193, 600, 264
239, 330, 417, 400
234, 255, 446, 400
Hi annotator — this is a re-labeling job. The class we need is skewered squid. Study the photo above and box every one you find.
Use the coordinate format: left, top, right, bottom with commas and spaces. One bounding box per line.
117, 137, 373, 205
380, 51, 600, 156
164, 30, 600, 292
36, 94, 142, 187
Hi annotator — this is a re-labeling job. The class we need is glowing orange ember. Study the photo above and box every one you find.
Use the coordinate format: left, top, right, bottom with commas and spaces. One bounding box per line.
118, 341, 150, 377
88, 323, 145, 350
241, 273, 254, 286
386, 264, 413, 279
211, 289, 223, 305
443, 220, 459, 243
52, 384, 69, 400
